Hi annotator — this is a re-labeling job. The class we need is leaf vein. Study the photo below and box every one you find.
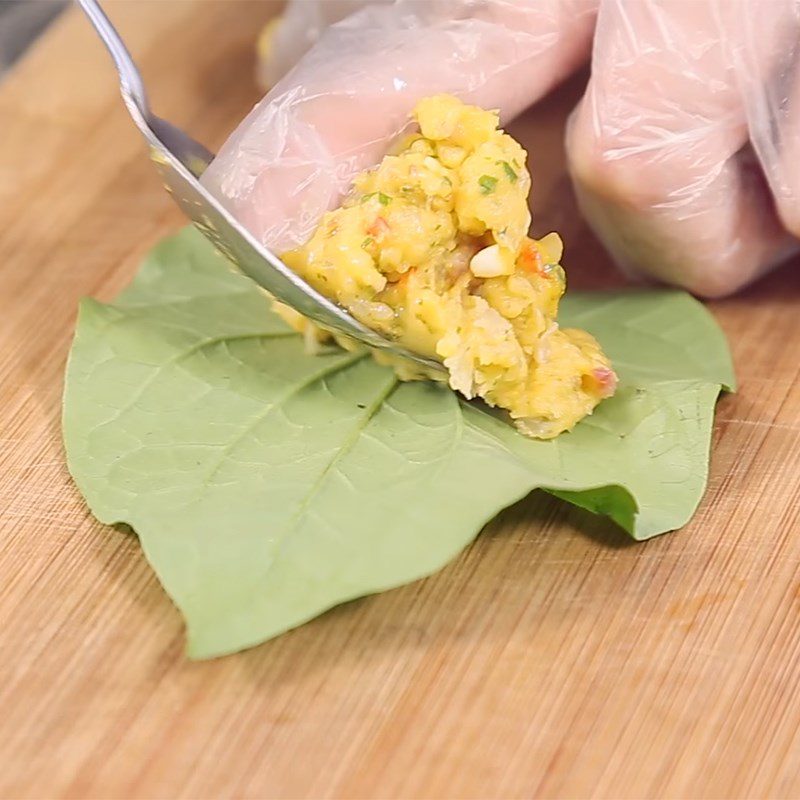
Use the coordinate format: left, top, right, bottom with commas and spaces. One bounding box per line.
95, 330, 298, 429
264, 374, 401, 573
198, 352, 367, 489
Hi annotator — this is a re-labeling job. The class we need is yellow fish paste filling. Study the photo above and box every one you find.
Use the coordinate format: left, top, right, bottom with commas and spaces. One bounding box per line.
278, 95, 616, 439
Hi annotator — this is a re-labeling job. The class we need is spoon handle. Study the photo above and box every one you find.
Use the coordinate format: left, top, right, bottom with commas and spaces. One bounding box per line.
75, 0, 148, 116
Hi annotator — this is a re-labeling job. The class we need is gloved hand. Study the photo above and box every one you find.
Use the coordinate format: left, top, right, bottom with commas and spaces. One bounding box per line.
201, 0, 800, 298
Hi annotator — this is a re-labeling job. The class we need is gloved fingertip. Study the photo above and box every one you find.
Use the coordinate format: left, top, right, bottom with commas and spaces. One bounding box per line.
566, 101, 646, 213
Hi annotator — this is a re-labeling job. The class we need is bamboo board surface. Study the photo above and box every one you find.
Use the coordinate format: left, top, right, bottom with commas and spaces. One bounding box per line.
2, 3, 800, 798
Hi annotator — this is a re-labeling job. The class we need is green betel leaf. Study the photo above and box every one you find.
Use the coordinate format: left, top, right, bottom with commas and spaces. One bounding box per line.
63, 228, 734, 658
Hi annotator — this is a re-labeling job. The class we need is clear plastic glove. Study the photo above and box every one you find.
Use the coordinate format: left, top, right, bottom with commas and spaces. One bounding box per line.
201, 0, 800, 298
201, 0, 597, 250
255, 0, 394, 89
568, 0, 800, 296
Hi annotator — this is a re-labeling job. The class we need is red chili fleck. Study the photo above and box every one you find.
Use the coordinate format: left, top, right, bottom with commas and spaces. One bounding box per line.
593, 367, 618, 397
518, 241, 543, 275
367, 216, 390, 239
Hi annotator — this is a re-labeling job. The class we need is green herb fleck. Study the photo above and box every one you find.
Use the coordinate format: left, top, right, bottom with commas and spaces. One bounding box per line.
478, 175, 498, 195
500, 161, 518, 183
360, 192, 376, 204
378, 192, 391, 206
361, 237, 374, 249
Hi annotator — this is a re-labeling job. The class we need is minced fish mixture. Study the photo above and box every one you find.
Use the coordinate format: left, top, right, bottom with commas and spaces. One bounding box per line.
275, 94, 616, 438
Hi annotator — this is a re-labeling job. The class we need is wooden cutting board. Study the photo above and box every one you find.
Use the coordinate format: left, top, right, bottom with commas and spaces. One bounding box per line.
2, 3, 800, 797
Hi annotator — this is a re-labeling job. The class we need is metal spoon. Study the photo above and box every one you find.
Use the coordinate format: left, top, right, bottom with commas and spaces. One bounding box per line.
76, 0, 446, 376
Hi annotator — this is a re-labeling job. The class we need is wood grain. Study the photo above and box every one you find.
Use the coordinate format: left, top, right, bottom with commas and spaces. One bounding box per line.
2, 3, 800, 798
